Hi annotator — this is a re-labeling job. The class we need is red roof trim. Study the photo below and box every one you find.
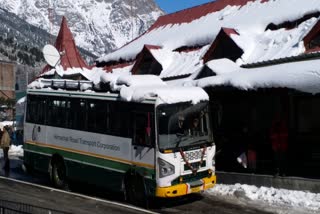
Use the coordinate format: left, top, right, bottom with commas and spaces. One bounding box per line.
202, 27, 240, 63
103, 62, 134, 72
222, 27, 239, 36
131, 45, 161, 75
144, 45, 162, 50
303, 20, 320, 51
305, 47, 320, 53
148, 0, 263, 31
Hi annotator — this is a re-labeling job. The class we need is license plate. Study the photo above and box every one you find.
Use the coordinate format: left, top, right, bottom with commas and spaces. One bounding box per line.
191, 186, 202, 193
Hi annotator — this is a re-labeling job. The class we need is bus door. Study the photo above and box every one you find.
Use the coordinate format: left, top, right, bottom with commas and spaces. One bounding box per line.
132, 112, 155, 174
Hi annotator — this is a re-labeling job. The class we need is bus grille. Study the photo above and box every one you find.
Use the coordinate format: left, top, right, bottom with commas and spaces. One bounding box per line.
171, 170, 209, 186
184, 150, 203, 161
184, 161, 206, 171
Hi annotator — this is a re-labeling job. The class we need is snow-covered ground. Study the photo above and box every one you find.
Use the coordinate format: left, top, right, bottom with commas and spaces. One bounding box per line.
0, 145, 24, 158
0, 145, 319, 212
208, 184, 320, 213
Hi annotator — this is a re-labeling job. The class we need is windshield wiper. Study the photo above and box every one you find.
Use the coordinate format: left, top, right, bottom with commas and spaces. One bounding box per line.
175, 134, 189, 148
189, 139, 207, 145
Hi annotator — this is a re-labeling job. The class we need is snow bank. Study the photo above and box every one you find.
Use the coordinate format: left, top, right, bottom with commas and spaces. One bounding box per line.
17, 96, 26, 104
0, 121, 14, 131
0, 145, 23, 158
208, 184, 320, 211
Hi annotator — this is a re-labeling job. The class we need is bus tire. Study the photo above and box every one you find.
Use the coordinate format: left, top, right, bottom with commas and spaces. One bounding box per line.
124, 173, 148, 208
50, 157, 68, 190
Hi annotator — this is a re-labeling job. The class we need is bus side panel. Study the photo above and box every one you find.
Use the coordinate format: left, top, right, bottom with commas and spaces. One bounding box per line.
66, 160, 126, 192
25, 124, 133, 192
24, 123, 49, 172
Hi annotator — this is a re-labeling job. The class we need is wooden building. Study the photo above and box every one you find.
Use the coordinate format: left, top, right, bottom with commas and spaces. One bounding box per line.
0, 60, 16, 121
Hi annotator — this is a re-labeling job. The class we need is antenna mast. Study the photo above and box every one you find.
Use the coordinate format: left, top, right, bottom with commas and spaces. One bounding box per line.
48, 0, 54, 45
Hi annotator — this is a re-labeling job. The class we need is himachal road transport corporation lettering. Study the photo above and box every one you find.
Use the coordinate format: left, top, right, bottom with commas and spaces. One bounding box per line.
53, 134, 121, 152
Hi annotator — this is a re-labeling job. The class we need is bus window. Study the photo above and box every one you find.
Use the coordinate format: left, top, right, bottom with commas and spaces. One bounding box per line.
87, 100, 107, 133
26, 95, 46, 125
133, 112, 154, 147
108, 103, 131, 137
47, 97, 68, 127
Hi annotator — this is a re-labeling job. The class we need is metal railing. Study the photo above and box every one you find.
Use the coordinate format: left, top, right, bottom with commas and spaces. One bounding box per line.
0, 199, 71, 214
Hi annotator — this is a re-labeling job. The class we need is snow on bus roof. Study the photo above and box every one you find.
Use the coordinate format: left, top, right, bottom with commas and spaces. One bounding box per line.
102, 74, 208, 105
120, 85, 209, 106
29, 74, 209, 106
186, 58, 320, 94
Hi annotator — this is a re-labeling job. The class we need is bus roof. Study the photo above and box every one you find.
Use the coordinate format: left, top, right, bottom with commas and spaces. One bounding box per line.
28, 77, 209, 106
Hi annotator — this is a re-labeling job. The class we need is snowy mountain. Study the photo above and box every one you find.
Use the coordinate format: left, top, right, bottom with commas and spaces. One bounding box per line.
0, 8, 96, 66
0, 0, 164, 56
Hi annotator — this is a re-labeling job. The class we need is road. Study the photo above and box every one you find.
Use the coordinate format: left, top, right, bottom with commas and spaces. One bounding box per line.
0, 158, 273, 214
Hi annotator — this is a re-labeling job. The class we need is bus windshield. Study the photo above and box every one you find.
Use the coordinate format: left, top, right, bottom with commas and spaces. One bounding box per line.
157, 102, 212, 150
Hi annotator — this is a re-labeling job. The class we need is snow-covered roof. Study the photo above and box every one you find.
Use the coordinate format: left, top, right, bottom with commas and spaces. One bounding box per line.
234, 17, 319, 64
35, 0, 320, 103
154, 46, 209, 79
93, 0, 320, 83
97, 0, 320, 64
187, 58, 320, 94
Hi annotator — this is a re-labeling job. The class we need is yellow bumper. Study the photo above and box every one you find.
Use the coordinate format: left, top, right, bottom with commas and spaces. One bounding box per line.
155, 175, 216, 198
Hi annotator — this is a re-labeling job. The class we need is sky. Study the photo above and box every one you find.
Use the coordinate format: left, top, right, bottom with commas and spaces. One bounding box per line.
155, 0, 214, 14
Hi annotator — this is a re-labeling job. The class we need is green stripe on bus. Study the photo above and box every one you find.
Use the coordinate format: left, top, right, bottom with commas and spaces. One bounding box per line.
24, 143, 155, 176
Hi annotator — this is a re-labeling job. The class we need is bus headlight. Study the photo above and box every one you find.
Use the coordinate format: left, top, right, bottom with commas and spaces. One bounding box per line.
158, 158, 175, 178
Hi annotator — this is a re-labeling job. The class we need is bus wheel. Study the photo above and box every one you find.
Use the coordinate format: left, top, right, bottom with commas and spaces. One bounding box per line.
125, 174, 148, 208
50, 158, 68, 190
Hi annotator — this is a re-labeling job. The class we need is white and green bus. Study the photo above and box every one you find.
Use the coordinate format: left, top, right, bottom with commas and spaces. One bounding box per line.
24, 81, 216, 204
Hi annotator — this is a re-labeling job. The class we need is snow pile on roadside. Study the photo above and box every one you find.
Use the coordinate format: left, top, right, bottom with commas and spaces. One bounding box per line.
208, 183, 320, 211
9, 145, 23, 157
0, 121, 14, 130
0, 145, 23, 158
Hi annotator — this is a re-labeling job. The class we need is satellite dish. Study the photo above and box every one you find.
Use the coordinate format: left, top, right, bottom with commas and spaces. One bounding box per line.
43, 44, 61, 67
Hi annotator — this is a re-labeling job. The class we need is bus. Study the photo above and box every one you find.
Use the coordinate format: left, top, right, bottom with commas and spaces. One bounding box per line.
23, 80, 216, 205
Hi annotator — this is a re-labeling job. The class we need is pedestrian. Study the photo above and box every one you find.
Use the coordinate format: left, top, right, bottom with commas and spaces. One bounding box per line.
1, 126, 11, 171
270, 117, 288, 176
